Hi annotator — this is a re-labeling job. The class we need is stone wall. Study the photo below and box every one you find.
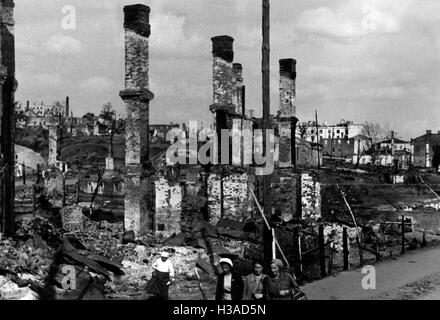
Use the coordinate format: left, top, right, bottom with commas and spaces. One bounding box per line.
271, 170, 300, 223
207, 170, 254, 225
301, 172, 321, 219
61, 205, 84, 232
155, 178, 182, 236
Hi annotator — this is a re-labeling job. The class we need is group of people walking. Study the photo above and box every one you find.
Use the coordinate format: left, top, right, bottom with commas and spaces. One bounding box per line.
216, 258, 303, 301
147, 252, 304, 300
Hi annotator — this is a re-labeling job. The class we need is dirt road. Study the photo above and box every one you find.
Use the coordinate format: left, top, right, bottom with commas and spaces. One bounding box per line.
302, 245, 440, 300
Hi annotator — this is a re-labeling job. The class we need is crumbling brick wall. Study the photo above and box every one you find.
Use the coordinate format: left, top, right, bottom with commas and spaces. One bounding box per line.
301, 172, 322, 219
155, 178, 182, 236
207, 169, 254, 225
271, 170, 300, 222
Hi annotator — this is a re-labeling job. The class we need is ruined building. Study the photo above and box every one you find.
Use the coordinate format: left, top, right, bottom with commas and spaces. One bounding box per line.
119, 5, 321, 243
412, 130, 440, 169
0, 0, 16, 236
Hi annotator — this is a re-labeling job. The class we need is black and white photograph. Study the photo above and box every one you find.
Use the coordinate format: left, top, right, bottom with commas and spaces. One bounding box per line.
1, 0, 440, 312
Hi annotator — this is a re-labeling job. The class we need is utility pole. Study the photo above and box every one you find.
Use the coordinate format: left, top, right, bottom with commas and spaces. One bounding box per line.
262, 0, 273, 268
315, 110, 320, 169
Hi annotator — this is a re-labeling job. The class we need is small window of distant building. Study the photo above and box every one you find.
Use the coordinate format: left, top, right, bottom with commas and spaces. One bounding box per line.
337, 130, 340, 134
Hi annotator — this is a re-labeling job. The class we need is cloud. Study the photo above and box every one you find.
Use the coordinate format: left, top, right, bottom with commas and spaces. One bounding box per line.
17, 72, 63, 88
298, 6, 400, 39
305, 63, 380, 81
46, 34, 82, 55
79, 76, 114, 93
150, 13, 203, 55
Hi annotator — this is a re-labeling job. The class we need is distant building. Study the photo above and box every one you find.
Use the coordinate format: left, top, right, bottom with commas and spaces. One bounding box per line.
412, 130, 440, 168
300, 119, 363, 143
377, 131, 410, 152
321, 134, 372, 162
151, 123, 179, 141
17, 100, 69, 129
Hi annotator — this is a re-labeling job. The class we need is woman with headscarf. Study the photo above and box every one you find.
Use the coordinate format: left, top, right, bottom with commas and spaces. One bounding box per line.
215, 258, 244, 301
263, 259, 300, 300
146, 252, 175, 300
243, 260, 267, 300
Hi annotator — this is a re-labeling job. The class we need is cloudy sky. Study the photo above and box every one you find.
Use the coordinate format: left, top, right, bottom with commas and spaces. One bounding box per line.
14, 0, 440, 139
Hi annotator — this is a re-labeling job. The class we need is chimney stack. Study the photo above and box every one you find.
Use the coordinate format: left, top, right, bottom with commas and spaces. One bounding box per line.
278, 59, 299, 168
279, 58, 297, 118
120, 4, 154, 238
210, 35, 235, 113
232, 63, 244, 116
209, 35, 236, 164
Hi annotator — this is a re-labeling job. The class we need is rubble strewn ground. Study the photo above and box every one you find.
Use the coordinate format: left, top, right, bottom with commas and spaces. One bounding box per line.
0, 211, 250, 300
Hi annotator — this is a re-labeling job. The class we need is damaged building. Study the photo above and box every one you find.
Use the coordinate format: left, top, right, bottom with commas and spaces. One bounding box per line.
116, 5, 321, 245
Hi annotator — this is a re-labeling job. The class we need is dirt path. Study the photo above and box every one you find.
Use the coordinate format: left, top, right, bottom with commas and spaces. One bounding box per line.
302, 245, 440, 300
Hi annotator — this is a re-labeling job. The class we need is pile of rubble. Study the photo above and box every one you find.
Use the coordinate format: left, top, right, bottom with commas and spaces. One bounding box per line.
0, 213, 260, 300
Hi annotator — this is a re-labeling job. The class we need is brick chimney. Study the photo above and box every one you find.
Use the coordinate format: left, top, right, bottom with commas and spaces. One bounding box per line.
209, 35, 236, 164
278, 59, 299, 168
232, 63, 244, 115
119, 4, 154, 237
279, 58, 297, 118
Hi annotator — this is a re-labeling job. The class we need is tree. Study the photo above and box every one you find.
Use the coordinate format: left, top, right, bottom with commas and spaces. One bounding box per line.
361, 121, 395, 145
101, 102, 114, 119
99, 102, 124, 157
361, 121, 382, 145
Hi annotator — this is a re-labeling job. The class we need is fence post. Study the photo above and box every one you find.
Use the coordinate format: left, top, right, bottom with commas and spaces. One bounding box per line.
375, 243, 380, 262
328, 244, 333, 275
343, 226, 349, 271
319, 224, 326, 278
22, 162, 26, 185
357, 234, 363, 267
298, 235, 303, 278
401, 215, 405, 254
292, 226, 301, 280
36, 164, 41, 184
422, 230, 427, 248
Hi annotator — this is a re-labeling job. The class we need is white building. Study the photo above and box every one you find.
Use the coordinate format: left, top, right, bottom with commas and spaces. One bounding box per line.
300, 120, 363, 143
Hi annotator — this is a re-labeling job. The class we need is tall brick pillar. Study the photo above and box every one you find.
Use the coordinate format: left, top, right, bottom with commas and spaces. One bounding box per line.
0, 0, 16, 236
232, 63, 244, 115
232, 63, 245, 166
48, 125, 58, 167
210, 36, 236, 164
120, 4, 154, 238
278, 59, 298, 168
